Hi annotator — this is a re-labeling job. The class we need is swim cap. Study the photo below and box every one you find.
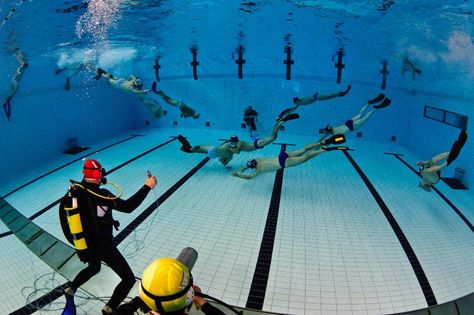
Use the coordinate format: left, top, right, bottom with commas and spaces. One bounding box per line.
229, 135, 239, 143
247, 159, 257, 169
83, 159, 103, 181
140, 258, 194, 314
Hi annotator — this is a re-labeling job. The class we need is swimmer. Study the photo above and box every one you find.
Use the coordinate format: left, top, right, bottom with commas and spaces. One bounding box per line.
231, 113, 300, 154
401, 56, 422, 80
151, 81, 200, 119
243, 105, 258, 137
55, 60, 93, 90
176, 135, 237, 166
2, 48, 28, 121
232, 134, 349, 180
276, 85, 351, 121
95, 68, 164, 118
318, 93, 391, 142
417, 129, 467, 192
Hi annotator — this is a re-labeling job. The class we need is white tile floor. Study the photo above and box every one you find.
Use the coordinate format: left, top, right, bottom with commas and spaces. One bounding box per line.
0, 127, 473, 315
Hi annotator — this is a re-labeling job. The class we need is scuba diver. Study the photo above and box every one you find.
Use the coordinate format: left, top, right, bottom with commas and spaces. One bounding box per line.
275, 84, 351, 121
94, 68, 164, 118
232, 134, 349, 180
59, 159, 157, 314
417, 129, 468, 192
243, 105, 258, 137
317, 93, 391, 142
230, 113, 299, 154
115, 257, 227, 315
2, 48, 28, 121
151, 81, 200, 119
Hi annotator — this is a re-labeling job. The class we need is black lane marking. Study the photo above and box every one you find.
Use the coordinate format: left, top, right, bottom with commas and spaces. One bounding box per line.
246, 144, 287, 310
114, 157, 210, 245
0, 138, 177, 240
2, 135, 142, 199
9, 155, 209, 314
386, 152, 474, 233
344, 150, 437, 306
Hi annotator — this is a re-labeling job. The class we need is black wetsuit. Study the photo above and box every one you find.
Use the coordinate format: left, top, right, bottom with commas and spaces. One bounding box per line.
65, 180, 151, 309
243, 108, 258, 131
201, 302, 226, 315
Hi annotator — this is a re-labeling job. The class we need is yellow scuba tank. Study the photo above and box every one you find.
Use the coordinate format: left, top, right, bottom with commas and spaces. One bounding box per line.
59, 187, 89, 253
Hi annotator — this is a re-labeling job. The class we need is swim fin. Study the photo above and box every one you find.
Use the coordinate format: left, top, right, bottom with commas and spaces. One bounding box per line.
322, 134, 346, 145
3, 97, 11, 121
368, 93, 385, 104
177, 135, 193, 153
338, 84, 351, 96
373, 98, 391, 109
281, 113, 299, 122
276, 108, 293, 121
446, 129, 468, 166
94, 68, 106, 80
322, 146, 350, 151
61, 293, 76, 315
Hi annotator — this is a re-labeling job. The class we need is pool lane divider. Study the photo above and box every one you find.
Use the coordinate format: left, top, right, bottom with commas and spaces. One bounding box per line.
2, 135, 144, 199
0, 137, 177, 240
246, 144, 287, 310
385, 152, 474, 233
9, 154, 210, 314
343, 150, 437, 307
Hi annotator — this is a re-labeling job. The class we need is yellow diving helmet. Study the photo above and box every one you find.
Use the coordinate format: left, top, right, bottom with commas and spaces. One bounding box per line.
140, 258, 194, 314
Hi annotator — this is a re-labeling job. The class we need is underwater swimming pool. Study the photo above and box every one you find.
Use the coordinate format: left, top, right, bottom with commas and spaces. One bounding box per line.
0, 1, 473, 314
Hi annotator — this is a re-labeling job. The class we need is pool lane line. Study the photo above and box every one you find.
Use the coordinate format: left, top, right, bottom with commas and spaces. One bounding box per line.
2, 135, 144, 199
385, 152, 474, 233
9, 156, 210, 315
114, 157, 210, 244
0, 137, 177, 240
246, 144, 287, 310
343, 150, 437, 307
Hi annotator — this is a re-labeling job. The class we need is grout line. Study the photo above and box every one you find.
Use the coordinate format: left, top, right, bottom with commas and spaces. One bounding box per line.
343, 150, 437, 307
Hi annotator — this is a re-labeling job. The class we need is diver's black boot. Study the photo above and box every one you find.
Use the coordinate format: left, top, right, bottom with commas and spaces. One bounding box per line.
338, 84, 351, 96
373, 98, 391, 109
177, 135, 193, 153
368, 93, 385, 104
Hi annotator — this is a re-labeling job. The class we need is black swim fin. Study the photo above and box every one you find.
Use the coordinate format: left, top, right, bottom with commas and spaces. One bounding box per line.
94, 68, 106, 80
447, 129, 468, 166
276, 108, 293, 121
373, 98, 391, 109
177, 135, 193, 153
61, 293, 76, 315
323, 134, 346, 145
322, 146, 351, 151
338, 84, 351, 96
281, 113, 300, 122
368, 93, 385, 104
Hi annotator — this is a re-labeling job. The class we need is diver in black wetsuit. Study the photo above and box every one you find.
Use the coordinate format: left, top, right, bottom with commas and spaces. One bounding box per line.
243, 105, 258, 136
60, 159, 157, 314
